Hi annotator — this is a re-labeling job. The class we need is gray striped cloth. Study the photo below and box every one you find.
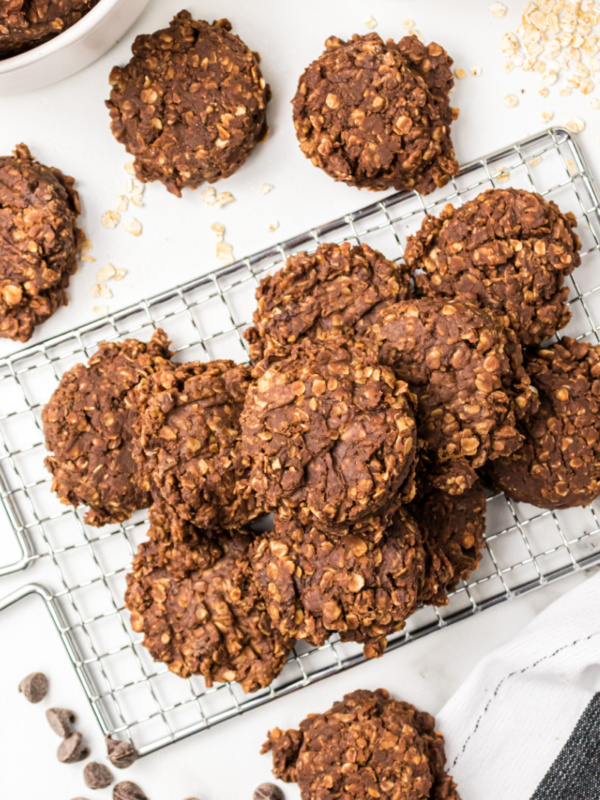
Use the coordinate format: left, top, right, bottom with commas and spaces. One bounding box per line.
437, 572, 600, 800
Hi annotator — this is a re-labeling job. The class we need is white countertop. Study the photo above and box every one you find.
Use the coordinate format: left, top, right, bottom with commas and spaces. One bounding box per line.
0, 1, 599, 798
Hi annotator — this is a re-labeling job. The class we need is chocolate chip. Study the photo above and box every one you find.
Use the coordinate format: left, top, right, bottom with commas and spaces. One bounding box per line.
84, 762, 113, 789
253, 784, 284, 800
105, 735, 139, 768
18, 672, 48, 703
113, 781, 147, 800
46, 707, 76, 737
58, 732, 89, 764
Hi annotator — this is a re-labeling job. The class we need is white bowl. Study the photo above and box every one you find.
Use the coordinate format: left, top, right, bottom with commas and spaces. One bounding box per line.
0, 0, 150, 94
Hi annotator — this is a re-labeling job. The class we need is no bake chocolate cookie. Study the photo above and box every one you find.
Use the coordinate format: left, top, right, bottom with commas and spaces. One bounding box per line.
0, 143, 82, 342
487, 337, 600, 509
292, 33, 459, 193
0, 0, 99, 59
263, 688, 460, 800
107, 11, 270, 197
252, 510, 425, 658
244, 242, 410, 362
365, 296, 537, 491
408, 188, 581, 346
134, 360, 260, 529
125, 503, 291, 692
43, 330, 172, 527
240, 338, 417, 528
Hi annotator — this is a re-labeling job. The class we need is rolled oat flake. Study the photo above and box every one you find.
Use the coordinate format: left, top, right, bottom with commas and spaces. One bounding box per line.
84, 761, 113, 789
46, 707, 76, 737
254, 784, 284, 800
58, 732, 89, 764
18, 672, 48, 703
113, 781, 148, 800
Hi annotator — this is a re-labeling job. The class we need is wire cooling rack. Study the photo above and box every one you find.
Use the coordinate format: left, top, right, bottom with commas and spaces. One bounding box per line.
0, 127, 599, 756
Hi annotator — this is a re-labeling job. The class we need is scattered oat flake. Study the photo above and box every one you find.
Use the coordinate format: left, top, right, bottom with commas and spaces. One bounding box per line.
504, 94, 519, 107
412, 29, 424, 43
537, 86, 549, 97
541, 110, 555, 122
215, 191, 235, 208
201, 186, 217, 206
529, 156, 542, 167
495, 169, 511, 182
130, 192, 144, 207
455, 68, 467, 79
90, 283, 112, 298
113, 268, 127, 281
97, 263, 116, 282
124, 161, 136, 176
216, 242, 234, 261
267, 221, 280, 232
81, 253, 96, 263
566, 158, 578, 175
124, 178, 134, 193
490, 2, 507, 18
565, 116, 586, 133
590, 98, 600, 109
260, 183, 274, 195
364, 16, 377, 29
123, 218, 143, 237
116, 195, 129, 212
93, 306, 108, 316
401, 19, 415, 30
471, 67, 482, 77
102, 210, 120, 229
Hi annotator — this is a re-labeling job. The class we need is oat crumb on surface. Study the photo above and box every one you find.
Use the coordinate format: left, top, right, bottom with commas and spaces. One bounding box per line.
101, 210, 120, 229
455, 67, 467, 79
260, 183, 274, 195
93, 306, 108, 315
565, 116, 586, 133
96, 263, 116, 282
541, 110, 555, 122
123, 218, 143, 237
116, 195, 129, 212
364, 16, 377, 29
528, 156, 542, 167
267, 221, 279, 232
113, 268, 127, 281
124, 161, 136, 176
504, 93, 519, 107
491, 2, 507, 17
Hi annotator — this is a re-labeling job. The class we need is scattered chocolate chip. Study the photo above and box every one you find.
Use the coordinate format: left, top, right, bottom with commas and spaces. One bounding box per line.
84, 762, 113, 789
57, 732, 89, 764
113, 781, 147, 800
105, 735, 139, 769
254, 784, 284, 800
46, 707, 76, 737
18, 672, 48, 703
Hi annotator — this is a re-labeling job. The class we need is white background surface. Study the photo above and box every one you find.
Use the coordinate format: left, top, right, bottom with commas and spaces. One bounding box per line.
0, 1, 598, 798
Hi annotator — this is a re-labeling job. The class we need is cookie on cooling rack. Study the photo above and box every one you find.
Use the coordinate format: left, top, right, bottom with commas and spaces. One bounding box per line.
363, 296, 538, 493
244, 242, 411, 362
134, 359, 261, 530
106, 11, 270, 197
125, 502, 292, 692
240, 337, 417, 529
487, 337, 600, 509
408, 466, 486, 606
0, 143, 82, 342
251, 509, 425, 659
0, 0, 99, 58
408, 188, 581, 346
263, 688, 460, 800
43, 330, 172, 527
292, 32, 459, 194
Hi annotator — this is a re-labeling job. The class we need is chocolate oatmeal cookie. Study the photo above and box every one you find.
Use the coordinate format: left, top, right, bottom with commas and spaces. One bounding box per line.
487, 337, 600, 509
263, 689, 460, 800
244, 242, 411, 362
252, 509, 425, 658
409, 468, 486, 606
240, 338, 417, 528
292, 33, 459, 193
107, 11, 269, 197
409, 188, 581, 346
0, 144, 82, 342
134, 360, 260, 529
0, 0, 99, 58
43, 330, 172, 527
125, 503, 292, 691
365, 297, 537, 492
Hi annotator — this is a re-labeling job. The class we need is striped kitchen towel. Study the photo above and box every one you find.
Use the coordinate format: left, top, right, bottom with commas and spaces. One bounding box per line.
437, 572, 600, 800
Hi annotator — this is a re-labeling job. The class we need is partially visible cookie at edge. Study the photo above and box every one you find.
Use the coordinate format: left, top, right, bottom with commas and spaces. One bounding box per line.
0, 1, 100, 58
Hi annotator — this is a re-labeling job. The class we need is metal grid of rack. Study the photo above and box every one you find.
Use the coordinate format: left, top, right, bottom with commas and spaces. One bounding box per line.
0, 128, 599, 756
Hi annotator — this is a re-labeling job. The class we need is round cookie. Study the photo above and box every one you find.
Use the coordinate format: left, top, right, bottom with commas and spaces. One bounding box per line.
408, 188, 581, 346
240, 337, 417, 529
134, 360, 260, 529
409, 469, 486, 606
107, 11, 270, 197
486, 337, 600, 509
244, 242, 411, 362
365, 296, 537, 492
263, 689, 460, 800
292, 33, 459, 193
125, 503, 292, 692
43, 330, 172, 527
0, 1, 99, 58
0, 143, 82, 342
252, 509, 425, 658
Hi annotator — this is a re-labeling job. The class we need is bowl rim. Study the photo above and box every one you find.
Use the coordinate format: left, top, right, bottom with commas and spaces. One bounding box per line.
0, 0, 126, 74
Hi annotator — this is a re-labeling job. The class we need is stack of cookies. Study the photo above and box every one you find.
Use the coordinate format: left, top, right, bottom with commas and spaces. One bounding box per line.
41, 181, 596, 695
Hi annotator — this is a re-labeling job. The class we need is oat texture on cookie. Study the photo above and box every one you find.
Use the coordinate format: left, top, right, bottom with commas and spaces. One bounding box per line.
0, 0, 100, 58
